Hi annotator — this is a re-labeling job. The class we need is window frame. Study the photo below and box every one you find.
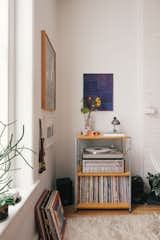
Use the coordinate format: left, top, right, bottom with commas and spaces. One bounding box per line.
8, 0, 16, 125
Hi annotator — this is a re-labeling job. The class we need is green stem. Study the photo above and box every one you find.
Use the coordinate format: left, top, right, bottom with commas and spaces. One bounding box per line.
86, 111, 91, 129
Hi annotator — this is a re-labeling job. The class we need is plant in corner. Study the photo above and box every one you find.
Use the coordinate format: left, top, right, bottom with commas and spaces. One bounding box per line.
81, 96, 101, 131
147, 172, 160, 204
0, 121, 33, 220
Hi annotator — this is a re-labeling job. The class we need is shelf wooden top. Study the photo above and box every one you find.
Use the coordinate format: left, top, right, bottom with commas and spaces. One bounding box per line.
77, 171, 130, 177
77, 133, 130, 140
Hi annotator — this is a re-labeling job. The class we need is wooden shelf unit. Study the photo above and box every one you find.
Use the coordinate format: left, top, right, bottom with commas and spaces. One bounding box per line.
77, 202, 130, 209
77, 171, 130, 177
75, 134, 131, 212
77, 134, 130, 140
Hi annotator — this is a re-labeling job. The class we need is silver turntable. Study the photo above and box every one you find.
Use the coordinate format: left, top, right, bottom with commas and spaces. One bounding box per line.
85, 147, 110, 154
83, 147, 124, 159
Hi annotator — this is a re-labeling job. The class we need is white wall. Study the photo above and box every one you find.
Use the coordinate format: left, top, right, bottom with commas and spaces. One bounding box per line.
56, 0, 144, 178
33, 0, 57, 186
2, 0, 58, 239
143, 0, 160, 175
56, 0, 160, 180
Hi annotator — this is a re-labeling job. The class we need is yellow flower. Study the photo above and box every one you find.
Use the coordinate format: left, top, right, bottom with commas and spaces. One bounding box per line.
95, 97, 101, 107
81, 96, 101, 113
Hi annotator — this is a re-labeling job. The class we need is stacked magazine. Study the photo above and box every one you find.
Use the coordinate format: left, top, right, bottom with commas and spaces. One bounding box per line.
35, 190, 65, 240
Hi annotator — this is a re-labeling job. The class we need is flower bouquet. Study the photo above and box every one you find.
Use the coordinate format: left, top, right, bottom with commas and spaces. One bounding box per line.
81, 96, 101, 131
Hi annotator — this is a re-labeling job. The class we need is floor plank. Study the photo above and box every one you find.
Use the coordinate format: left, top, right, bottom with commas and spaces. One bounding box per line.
64, 204, 160, 217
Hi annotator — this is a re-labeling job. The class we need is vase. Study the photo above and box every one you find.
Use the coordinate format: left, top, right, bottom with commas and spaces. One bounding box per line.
84, 112, 95, 131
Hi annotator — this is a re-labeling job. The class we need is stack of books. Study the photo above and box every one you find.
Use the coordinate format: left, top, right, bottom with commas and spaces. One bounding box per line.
35, 190, 65, 240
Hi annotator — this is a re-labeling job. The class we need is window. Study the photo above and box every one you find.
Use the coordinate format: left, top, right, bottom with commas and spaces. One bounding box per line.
0, 0, 16, 190
0, 0, 15, 144
0, 0, 34, 189
0, 0, 9, 125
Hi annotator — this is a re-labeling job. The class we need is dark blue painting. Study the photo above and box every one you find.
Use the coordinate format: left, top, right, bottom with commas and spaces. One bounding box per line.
83, 73, 113, 111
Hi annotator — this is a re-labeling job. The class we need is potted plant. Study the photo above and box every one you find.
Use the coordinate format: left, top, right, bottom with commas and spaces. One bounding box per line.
0, 121, 33, 220
147, 172, 160, 204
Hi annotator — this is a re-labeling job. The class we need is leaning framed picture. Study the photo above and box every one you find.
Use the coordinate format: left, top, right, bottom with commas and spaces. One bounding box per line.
41, 30, 56, 111
35, 190, 50, 239
49, 191, 65, 240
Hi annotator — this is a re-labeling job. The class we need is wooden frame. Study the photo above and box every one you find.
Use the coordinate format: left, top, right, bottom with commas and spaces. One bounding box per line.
49, 191, 65, 240
41, 30, 56, 111
35, 190, 49, 239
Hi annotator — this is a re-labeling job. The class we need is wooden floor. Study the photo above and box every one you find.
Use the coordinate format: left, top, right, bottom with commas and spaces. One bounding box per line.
64, 204, 160, 217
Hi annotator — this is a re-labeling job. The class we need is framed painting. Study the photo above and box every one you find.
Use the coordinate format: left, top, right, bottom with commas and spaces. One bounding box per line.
83, 73, 113, 111
41, 30, 56, 111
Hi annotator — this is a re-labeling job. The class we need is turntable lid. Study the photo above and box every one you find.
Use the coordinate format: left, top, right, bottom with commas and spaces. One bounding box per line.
85, 147, 110, 154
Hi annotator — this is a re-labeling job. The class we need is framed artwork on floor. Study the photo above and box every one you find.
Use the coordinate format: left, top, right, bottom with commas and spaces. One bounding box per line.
35, 190, 65, 240
49, 191, 65, 240
35, 190, 49, 239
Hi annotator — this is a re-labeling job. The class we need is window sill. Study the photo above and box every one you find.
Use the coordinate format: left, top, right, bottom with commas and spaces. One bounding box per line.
0, 180, 40, 237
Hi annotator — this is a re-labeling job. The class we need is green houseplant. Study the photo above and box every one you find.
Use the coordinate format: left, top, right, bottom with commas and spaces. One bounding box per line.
0, 121, 33, 220
147, 172, 160, 204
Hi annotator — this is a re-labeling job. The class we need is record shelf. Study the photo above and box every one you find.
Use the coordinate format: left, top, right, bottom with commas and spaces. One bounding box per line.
75, 134, 131, 212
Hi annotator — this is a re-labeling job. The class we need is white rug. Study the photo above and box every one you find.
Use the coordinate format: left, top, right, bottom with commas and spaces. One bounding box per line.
63, 214, 160, 240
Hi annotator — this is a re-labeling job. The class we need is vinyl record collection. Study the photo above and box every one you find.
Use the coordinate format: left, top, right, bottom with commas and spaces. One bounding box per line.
79, 176, 129, 203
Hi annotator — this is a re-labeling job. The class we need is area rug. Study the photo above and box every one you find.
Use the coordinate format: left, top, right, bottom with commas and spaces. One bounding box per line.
63, 214, 160, 240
